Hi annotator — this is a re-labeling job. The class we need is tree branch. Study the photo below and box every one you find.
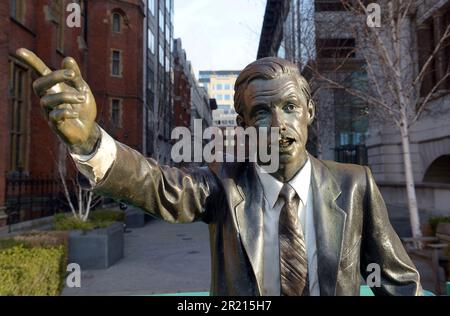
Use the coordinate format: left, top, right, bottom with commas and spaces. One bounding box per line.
412, 72, 450, 125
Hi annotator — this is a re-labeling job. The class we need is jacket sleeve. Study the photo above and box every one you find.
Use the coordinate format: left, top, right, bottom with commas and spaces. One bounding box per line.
360, 166, 423, 296
87, 140, 221, 224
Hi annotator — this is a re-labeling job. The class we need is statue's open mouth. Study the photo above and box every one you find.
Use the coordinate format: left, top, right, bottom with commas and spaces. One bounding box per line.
279, 137, 295, 149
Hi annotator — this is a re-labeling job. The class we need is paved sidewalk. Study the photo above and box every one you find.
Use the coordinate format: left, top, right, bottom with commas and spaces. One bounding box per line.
62, 220, 211, 296
61, 218, 439, 296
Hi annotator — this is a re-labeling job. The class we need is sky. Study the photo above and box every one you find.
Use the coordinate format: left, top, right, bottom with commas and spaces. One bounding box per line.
174, 0, 267, 76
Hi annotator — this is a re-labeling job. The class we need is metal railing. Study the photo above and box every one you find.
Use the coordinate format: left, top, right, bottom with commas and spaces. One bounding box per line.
335, 145, 368, 165
4, 171, 73, 225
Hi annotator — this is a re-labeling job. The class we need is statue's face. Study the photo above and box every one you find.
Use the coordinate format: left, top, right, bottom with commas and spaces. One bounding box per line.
242, 75, 314, 172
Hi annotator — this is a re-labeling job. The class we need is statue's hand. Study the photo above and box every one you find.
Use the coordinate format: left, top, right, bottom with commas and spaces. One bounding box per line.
16, 48, 100, 155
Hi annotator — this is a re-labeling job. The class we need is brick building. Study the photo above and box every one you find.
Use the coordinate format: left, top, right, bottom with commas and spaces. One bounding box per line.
0, 0, 145, 227
173, 38, 191, 129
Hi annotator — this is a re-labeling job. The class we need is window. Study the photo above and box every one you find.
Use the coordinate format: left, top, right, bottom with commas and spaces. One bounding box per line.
334, 88, 368, 165
216, 84, 223, 90
159, 45, 164, 65
165, 56, 170, 73
314, 0, 346, 11
417, 9, 450, 96
224, 94, 231, 101
78, 0, 87, 42
166, 0, 171, 11
317, 38, 356, 59
165, 22, 170, 44
111, 50, 122, 76
149, 0, 155, 15
224, 84, 231, 90
112, 13, 121, 33
111, 99, 122, 127
147, 67, 155, 91
216, 94, 223, 101
9, 60, 30, 172
148, 28, 155, 54
159, 8, 164, 31
10, 0, 25, 22
53, 0, 65, 52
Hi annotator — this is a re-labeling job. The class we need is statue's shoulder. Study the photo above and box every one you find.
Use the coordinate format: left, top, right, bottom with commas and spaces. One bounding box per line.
312, 156, 368, 184
207, 161, 249, 181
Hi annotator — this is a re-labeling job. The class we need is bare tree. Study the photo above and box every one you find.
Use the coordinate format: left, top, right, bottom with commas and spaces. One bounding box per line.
56, 146, 102, 221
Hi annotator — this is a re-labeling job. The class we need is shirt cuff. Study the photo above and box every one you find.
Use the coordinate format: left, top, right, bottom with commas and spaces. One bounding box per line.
70, 127, 117, 185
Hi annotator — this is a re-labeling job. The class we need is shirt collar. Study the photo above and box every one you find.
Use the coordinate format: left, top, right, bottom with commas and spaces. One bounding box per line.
255, 158, 312, 209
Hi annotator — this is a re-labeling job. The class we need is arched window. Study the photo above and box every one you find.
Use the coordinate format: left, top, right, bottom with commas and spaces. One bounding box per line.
112, 12, 121, 33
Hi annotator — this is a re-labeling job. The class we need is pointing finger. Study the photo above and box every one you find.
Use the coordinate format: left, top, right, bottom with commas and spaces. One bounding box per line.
62, 57, 84, 90
16, 48, 52, 77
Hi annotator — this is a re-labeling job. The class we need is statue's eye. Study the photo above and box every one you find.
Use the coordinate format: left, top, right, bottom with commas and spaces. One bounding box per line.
283, 103, 296, 112
255, 108, 268, 116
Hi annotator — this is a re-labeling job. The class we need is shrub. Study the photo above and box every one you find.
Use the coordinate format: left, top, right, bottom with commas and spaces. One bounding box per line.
428, 216, 450, 236
15, 231, 69, 249
0, 238, 28, 251
53, 209, 124, 232
90, 209, 125, 223
0, 245, 67, 296
54, 214, 96, 231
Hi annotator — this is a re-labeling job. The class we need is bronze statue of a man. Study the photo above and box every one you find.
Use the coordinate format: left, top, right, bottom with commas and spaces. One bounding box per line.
17, 48, 422, 296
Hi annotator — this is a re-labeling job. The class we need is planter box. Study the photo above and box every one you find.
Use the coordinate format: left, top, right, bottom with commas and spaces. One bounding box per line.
68, 222, 124, 270
125, 207, 146, 228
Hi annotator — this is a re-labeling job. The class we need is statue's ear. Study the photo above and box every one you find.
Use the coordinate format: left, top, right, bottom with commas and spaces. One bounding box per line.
307, 100, 315, 125
236, 114, 246, 128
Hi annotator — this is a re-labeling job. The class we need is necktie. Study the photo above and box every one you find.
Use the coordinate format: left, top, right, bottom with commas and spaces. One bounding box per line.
279, 183, 309, 296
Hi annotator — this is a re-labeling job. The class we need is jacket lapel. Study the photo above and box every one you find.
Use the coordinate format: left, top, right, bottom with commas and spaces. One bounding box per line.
232, 163, 265, 295
310, 157, 347, 296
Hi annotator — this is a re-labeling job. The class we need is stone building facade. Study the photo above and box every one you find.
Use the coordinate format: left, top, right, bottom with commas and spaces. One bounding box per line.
258, 0, 450, 235
367, 0, 450, 230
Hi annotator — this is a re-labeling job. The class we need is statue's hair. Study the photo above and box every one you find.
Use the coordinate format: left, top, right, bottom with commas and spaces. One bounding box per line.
234, 57, 314, 118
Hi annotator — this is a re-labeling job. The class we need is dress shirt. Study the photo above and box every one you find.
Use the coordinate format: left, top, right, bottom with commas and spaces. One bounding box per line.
256, 159, 320, 296
70, 127, 117, 185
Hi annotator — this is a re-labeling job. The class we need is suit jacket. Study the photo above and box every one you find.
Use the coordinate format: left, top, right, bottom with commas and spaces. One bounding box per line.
90, 141, 422, 296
